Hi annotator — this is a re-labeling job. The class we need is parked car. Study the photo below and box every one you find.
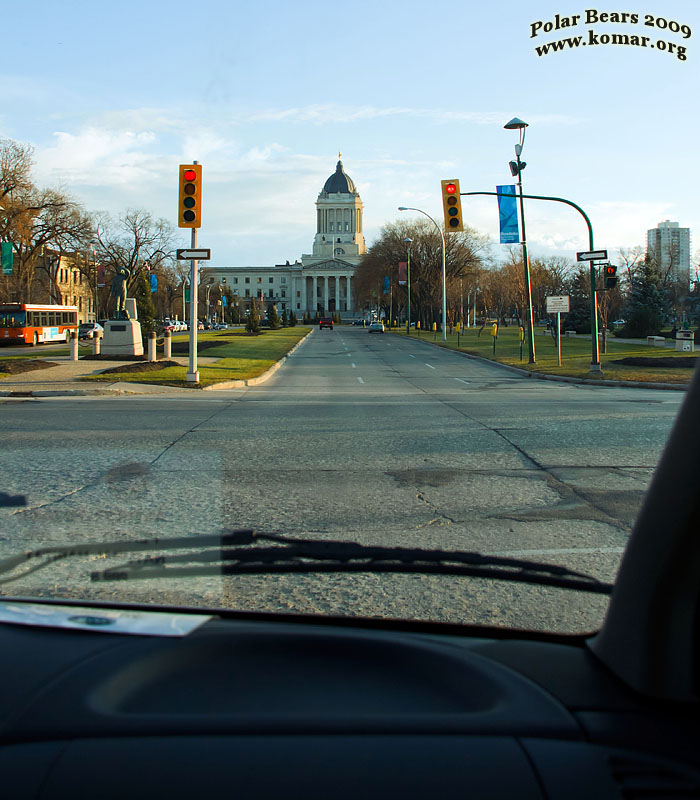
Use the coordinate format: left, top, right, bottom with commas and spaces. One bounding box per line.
77, 322, 103, 340
368, 321, 385, 333
319, 317, 334, 330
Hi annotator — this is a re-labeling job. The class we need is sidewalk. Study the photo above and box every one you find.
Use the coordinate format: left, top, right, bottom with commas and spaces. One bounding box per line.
0, 356, 219, 397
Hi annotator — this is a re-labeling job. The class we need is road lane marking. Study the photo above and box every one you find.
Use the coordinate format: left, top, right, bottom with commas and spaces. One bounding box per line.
357, 377, 364, 384
425, 363, 435, 369
488, 547, 625, 557
454, 378, 470, 385
408, 354, 416, 358
351, 363, 356, 368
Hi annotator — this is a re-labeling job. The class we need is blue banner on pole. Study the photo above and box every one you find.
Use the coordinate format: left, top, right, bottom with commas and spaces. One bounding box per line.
222, 295, 227, 307
1, 242, 13, 275
497, 185, 520, 244
150, 274, 157, 293
383, 276, 390, 294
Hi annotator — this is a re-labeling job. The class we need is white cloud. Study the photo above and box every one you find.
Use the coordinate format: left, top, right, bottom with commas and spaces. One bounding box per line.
35, 128, 160, 187
241, 104, 576, 127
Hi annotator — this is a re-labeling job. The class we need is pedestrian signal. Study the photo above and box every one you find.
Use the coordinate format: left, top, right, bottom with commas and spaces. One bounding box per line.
178, 164, 202, 228
441, 179, 464, 232
604, 264, 618, 290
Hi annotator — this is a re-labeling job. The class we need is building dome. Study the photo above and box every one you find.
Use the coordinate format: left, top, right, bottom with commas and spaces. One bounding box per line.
322, 160, 357, 195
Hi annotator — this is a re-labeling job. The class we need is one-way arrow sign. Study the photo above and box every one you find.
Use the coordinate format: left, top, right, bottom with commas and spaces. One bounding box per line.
176, 248, 211, 260
577, 249, 607, 262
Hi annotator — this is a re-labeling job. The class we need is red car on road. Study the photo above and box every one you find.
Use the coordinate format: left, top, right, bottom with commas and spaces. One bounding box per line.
319, 317, 334, 330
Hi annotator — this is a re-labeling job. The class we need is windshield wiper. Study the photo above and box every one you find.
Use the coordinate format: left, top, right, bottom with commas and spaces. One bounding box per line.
0, 530, 613, 595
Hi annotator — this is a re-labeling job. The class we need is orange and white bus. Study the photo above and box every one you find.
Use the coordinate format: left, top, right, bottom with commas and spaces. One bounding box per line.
0, 303, 79, 346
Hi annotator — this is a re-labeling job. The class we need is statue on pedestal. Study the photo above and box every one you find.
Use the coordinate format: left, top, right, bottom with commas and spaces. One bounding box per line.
110, 267, 130, 320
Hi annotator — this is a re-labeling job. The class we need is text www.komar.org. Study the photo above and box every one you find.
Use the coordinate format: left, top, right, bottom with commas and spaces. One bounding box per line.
531, 10, 691, 61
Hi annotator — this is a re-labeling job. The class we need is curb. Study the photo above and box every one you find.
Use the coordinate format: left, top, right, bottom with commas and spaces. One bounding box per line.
393, 333, 690, 392
0, 331, 314, 397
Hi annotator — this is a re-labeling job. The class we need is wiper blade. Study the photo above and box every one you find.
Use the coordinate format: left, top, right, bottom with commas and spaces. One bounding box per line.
0, 530, 612, 594
0, 530, 613, 594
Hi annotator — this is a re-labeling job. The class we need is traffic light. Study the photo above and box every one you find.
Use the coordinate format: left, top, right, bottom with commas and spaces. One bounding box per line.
178, 164, 202, 228
441, 179, 464, 232
604, 264, 618, 290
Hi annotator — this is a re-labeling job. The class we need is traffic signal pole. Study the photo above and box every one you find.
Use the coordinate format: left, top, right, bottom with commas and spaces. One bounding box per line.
461, 190, 601, 373
187, 222, 199, 383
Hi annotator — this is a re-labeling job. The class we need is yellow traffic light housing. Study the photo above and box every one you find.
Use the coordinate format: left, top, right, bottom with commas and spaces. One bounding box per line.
178, 164, 202, 228
441, 179, 463, 232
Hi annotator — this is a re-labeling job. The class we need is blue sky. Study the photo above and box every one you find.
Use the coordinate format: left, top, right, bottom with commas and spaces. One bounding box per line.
2, 0, 697, 269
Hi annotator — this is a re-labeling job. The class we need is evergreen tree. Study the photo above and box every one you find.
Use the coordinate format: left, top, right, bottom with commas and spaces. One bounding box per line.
135, 270, 156, 333
621, 255, 668, 337
280, 308, 288, 327
289, 309, 297, 327
246, 299, 261, 333
268, 303, 280, 329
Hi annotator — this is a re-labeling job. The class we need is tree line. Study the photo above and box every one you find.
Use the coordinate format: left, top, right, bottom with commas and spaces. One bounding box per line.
353, 219, 699, 337
0, 136, 191, 331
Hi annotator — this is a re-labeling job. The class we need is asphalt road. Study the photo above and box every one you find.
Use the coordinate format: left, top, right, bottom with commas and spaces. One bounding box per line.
0, 327, 686, 633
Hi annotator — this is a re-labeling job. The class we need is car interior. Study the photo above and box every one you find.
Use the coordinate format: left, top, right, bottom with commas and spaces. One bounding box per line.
1, 367, 699, 799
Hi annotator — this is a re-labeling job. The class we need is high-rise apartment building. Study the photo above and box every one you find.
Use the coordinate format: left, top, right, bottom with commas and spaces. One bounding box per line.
646, 220, 691, 284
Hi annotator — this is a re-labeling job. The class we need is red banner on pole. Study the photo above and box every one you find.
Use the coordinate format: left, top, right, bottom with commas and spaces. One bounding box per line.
398, 261, 407, 286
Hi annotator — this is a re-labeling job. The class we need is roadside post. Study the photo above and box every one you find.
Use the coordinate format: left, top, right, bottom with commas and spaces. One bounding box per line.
93, 330, 102, 356
164, 329, 171, 359
457, 321, 461, 348
546, 295, 570, 367
70, 331, 78, 362
491, 322, 498, 354
433, 321, 437, 340
519, 325, 525, 361
147, 331, 157, 362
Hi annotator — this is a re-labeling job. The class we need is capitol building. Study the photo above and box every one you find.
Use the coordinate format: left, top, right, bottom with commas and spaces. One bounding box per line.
202, 158, 367, 318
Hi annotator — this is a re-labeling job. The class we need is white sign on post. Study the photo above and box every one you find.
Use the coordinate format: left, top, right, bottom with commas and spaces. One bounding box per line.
546, 295, 570, 313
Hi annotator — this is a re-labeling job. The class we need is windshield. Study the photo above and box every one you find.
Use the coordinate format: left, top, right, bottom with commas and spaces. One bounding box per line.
0, 2, 696, 635
0, 310, 25, 328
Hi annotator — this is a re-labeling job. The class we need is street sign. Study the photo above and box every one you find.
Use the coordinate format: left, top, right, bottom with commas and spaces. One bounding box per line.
176, 248, 211, 260
577, 249, 608, 261
546, 295, 570, 313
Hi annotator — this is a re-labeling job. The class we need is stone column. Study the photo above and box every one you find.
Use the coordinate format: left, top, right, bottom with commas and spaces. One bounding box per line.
323, 276, 329, 312
312, 276, 318, 313
346, 275, 352, 312
335, 275, 340, 312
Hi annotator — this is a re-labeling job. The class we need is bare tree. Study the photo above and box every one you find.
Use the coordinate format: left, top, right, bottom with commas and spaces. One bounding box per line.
92, 209, 179, 319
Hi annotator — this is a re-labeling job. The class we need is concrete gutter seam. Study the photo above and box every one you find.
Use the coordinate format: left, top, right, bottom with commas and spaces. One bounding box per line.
396, 333, 689, 392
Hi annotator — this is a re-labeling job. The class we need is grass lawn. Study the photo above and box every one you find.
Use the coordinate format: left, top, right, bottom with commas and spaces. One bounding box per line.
391, 326, 696, 384
80, 327, 312, 388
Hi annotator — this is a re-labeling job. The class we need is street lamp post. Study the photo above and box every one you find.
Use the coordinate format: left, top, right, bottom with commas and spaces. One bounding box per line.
89, 239, 99, 323
404, 237, 412, 334
398, 207, 447, 342
504, 117, 536, 363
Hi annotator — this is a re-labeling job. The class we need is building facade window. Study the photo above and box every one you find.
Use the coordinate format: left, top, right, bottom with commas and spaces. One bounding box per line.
257, 277, 262, 284
245, 277, 250, 284
281, 290, 286, 297
269, 277, 274, 284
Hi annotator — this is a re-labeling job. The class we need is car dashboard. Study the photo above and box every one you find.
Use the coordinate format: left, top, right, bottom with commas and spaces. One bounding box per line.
1, 607, 699, 799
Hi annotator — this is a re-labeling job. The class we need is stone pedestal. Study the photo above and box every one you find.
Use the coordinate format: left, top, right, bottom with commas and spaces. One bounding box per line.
102, 319, 144, 356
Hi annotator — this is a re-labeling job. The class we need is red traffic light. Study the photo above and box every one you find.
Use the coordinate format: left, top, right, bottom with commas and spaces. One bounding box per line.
445, 183, 457, 194
184, 169, 197, 181
605, 265, 616, 277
